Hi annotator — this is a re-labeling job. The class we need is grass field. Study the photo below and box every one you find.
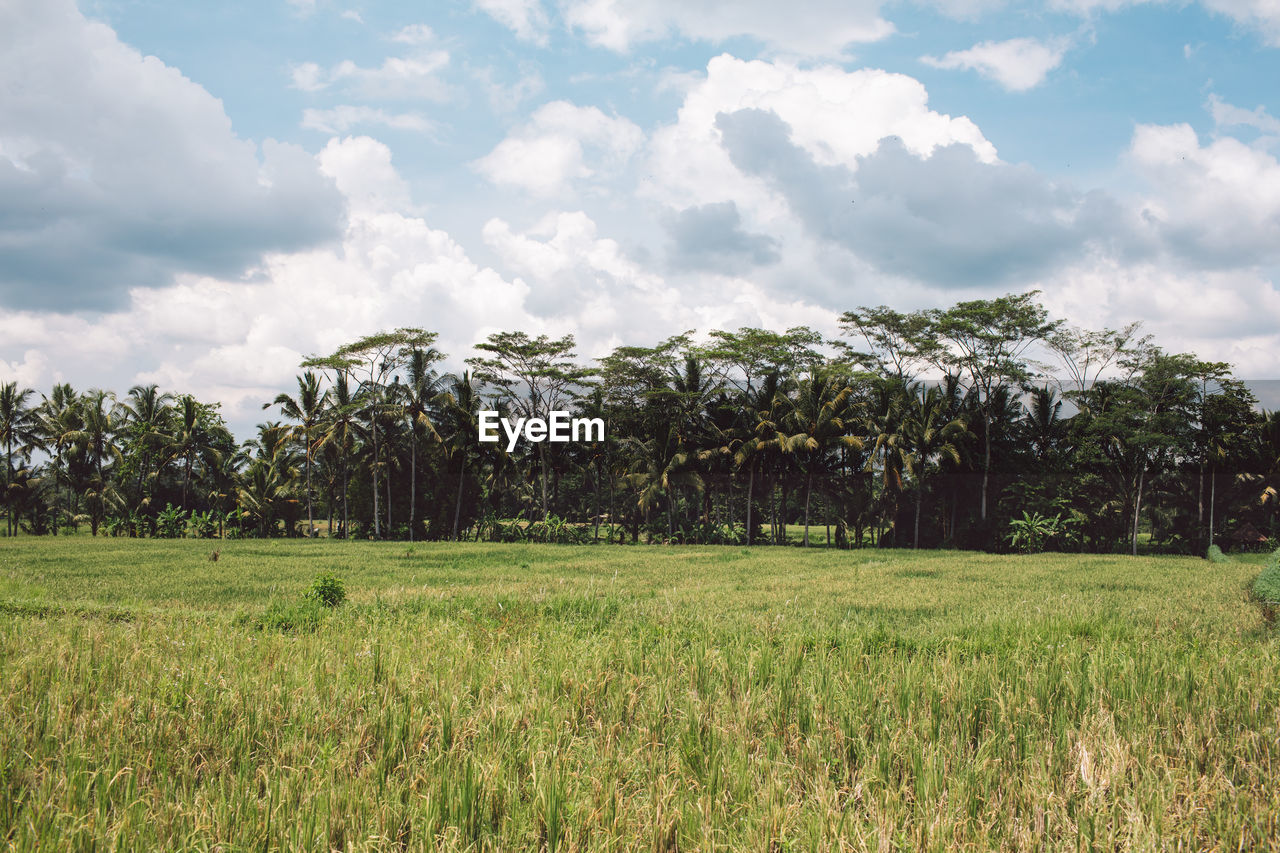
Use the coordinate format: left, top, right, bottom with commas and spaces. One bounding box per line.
1, 539, 1277, 851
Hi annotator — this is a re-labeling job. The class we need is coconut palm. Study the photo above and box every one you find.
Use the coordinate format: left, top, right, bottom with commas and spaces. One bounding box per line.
266, 372, 328, 537
435, 371, 484, 541
0, 382, 41, 536
900, 384, 968, 549
621, 426, 703, 542
314, 372, 361, 538
400, 350, 444, 541
65, 390, 123, 536
772, 372, 863, 546
38, 383, 82, 533
164, 395, 229, 510
119, 384, 174, 512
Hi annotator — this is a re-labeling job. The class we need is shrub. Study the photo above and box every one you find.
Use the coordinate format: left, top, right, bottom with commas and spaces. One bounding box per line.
1251, 549, 1280, 622
305, 573, 346, 607
156, 504, 187, 539
245, 599, 325, 633
1007, 511, 1061, 554
1207, 544, 1230, 563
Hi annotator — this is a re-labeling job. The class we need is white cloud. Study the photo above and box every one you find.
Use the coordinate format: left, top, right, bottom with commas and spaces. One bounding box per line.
389, 24, 436, 44
644, 55, 995, 224
288, 52, 451, 100
473, 0, 552, 45
0, 0, 342, 310
1129, 122, 1280, 266
474, 101, 644, 195
317, 136, 415, 214
559, 0, 893, 56
1207, 93, 1280, 139
921, 36, 1070, 91
301, 105, 437, 135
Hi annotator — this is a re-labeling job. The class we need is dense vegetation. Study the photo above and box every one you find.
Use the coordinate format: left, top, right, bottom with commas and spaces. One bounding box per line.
2, 292, 1276, 553
1, 539, 1276, 850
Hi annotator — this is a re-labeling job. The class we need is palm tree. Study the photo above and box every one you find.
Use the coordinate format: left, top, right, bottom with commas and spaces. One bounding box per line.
400, 351, 444, 541
120, 384, 174, 512
66, 390, 122, 536
266, 372, 328, 537
0, 382, 40, 536
39, 383, 81, 533
435, 372, 482, 541
621, 426, 703, 542
314, 372, 361, 538
900, 384, 967, 549
733, 372, 783, 545
773, 373, 863, 546
165, 395, 227, 510
864, 378, 910, 546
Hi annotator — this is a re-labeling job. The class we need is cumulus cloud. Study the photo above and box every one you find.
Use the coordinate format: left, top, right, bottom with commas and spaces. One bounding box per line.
663, 202, 781, 273
559, 0, 893, 55
1129, 122, 1280, 268
0, 0, 343, 311
473, 101, 644, 196
715, 108, 1128, 289
922, 36, 1070, 91
0, 136, 837, 438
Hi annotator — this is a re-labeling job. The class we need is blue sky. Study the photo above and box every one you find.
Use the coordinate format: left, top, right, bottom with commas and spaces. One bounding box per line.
4, 0, 1280, 438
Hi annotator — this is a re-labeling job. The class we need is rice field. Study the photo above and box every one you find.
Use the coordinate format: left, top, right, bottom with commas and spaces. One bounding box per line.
1, 538, 1277, 850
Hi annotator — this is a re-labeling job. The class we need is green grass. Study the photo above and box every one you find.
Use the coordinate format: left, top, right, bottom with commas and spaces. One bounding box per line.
1, 539, 1278, 850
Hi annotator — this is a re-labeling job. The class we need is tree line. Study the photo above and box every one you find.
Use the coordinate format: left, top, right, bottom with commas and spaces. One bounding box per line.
2, 292, 1277, 554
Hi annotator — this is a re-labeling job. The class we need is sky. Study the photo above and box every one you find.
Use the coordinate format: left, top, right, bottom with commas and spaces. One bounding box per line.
3, 0, 1280, 440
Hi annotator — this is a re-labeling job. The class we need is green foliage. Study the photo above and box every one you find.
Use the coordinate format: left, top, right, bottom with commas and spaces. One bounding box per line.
1207, 544, 1231, 563
1007, 511, 1065, 553
1250, 549, 1280, 621
155, 503, 187, 539
304, 572, 346, 607
188, 509, 219, 539
244, 598, 325, 633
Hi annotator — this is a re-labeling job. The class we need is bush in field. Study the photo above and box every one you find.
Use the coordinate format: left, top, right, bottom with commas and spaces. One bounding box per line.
1007, 511, 1062, 553
1252, 549, 1280, 622
305, 573, 346, 607
156, 504, 187, 539
1207, 544, 1230, 563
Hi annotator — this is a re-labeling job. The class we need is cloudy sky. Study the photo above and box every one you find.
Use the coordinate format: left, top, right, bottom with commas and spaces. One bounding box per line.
3, 0, 1280, 438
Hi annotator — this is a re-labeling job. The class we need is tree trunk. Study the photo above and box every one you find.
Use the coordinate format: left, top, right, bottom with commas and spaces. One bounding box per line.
745, 460, 755, 546
981, 411, 991, 522
1131, 465, 1146, 557
593, 460, 601, 543
370, 414, 381, 539
802, 470, 813, 547
408, 429, 416, 542
1208, 466, 1216, 550
5, 437, 11, 537
342, 462, 350, 540
538, 443, 550, 520
452, 455, 466, 541
914, 482, 923, 550
385, 433, 393, 537
305, 433, 314, 538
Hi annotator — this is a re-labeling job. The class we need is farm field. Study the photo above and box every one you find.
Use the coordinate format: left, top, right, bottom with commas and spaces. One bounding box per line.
1, 540, 1278, 851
